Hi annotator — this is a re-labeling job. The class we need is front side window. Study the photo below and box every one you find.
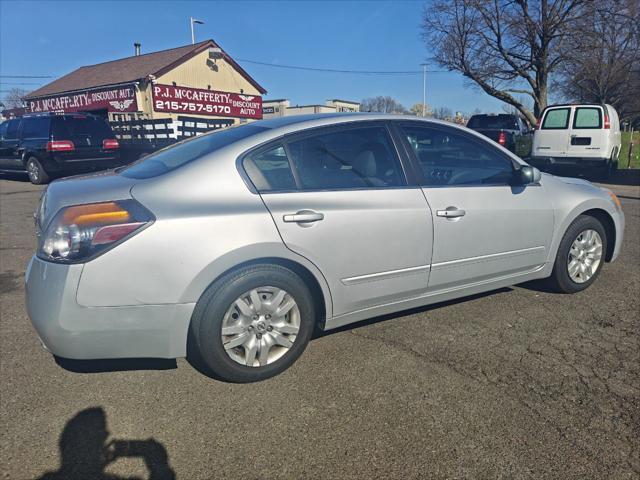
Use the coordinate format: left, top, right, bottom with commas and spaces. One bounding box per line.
244, 145, 296, 192
0, 122, 8, 140
286, 126, 404, 190
401, 125, 514, 186
542, 108, 570, 129
573, 107, 602, 129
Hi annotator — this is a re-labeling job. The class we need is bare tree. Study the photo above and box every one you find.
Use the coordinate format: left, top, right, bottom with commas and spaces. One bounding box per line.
422, 0, 587, 125
2, 88, 29, 109
360, 96, 407, 114
559, 0, 640, 124
433, 106, 453, 120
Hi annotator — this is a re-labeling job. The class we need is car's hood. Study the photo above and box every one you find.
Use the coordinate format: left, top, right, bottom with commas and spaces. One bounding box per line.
38, 170, 138, 229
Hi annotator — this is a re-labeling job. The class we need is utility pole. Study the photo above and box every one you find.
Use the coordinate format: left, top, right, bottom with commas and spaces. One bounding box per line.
420, 63, 427, 117
190, 17, 205, 44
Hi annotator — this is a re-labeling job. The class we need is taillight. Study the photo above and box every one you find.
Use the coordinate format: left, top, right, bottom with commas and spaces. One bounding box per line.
37, 200, 153, 263
498, 131, 507, 145
535, 118, 541, 130
103, 138, 119, 149
46, 140, 75, 152
604, 115, 610, 129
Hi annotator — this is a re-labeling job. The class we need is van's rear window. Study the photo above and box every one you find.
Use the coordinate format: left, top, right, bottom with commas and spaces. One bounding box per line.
541, 108, 570, 129
121, 124, 269, 179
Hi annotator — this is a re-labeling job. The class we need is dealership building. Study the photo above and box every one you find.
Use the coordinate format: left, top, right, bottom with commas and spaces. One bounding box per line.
262, 98, 360, 118
24, 39, 266, 126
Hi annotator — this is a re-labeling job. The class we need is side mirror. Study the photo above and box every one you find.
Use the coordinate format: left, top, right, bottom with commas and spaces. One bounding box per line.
514, 165, 541, 185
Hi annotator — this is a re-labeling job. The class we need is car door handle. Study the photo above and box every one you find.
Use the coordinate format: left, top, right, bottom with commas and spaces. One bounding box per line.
283, 211, 324, 223
436, 207, 466, 218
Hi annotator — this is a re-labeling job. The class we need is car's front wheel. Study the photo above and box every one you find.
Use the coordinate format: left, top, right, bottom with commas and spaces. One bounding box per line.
548, 215, 607, 293
191, 264, 315, 383
25, 157, 50, 185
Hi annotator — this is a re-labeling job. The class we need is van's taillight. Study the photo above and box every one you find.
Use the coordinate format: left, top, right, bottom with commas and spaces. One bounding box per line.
103, 139, 119, 149
37, 200, 154, 263
46, 140, 75, 152
498, 131, 507, 146
535, 118, 541, 130
604, 115, 610, 129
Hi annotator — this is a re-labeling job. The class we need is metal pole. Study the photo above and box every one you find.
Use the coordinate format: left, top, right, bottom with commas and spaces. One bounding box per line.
421, 64, 427, 117
190, 17, 195, 44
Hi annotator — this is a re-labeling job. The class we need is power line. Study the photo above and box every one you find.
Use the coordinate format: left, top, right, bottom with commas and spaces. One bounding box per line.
0, 82, 42, 86
235, 58, 447, 76
0, 75, 53, 79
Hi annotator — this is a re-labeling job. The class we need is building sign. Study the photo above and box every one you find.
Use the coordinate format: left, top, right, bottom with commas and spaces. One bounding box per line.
28, 84, 138, 114
152, 84, 262, 119
263, 106, 275, 114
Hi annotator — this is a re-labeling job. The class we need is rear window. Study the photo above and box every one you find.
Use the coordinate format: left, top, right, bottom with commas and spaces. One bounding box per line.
467, 115, 519, 130
541, 108, 570, 129
52, 116, 114, 143
21, 117, 50, 139
573, 107, 602, 129
121, 124, 269, 179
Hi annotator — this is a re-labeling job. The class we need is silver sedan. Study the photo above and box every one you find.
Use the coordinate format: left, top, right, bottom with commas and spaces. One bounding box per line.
25, 114, 625, 382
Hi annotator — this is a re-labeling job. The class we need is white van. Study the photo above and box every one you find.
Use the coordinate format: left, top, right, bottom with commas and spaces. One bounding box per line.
530, 104, 621, 178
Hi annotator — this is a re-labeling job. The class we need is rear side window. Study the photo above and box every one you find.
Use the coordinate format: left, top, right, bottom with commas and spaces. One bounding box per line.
0, 122, 8, 140
122, 124, 269, 179
286, 126, 405, 190
244, 145, 296, 192
5, 119, 21, 139
541, 108, 570, 129
573, 107, 602, 129
52, 116, 114, 143
21, 118, 50, 139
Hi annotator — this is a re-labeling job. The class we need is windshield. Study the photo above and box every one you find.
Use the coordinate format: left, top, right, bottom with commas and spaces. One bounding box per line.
467, 115, 520, 130
120, 124, 269, 179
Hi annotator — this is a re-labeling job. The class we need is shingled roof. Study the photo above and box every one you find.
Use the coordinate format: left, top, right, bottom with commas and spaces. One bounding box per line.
26, 39, 266, 98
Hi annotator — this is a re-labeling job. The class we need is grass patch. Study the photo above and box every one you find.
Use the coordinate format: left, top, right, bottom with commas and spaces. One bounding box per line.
620, 131, 640, 169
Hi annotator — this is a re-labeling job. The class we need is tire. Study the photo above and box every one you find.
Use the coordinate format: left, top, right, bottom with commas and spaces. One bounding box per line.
547, 215, 607, 293
25, 157, 50, 185
191, 264, 315, 383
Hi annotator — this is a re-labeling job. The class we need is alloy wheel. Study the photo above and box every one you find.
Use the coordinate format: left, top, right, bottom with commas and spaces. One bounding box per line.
567, 229, 603, 284
220, 286, 300, 367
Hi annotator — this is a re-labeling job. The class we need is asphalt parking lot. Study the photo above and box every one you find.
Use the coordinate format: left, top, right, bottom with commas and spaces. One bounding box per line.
1, 173, 638, 480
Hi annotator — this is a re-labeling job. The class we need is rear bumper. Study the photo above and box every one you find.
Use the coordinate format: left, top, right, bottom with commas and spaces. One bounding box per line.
529, 156, 609, 168
611, 208, 625, 263
25, 256, 194, 360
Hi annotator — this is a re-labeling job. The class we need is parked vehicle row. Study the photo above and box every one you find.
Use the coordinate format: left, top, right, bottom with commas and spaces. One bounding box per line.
0, 113, 122, 184
26, 113, 624, 383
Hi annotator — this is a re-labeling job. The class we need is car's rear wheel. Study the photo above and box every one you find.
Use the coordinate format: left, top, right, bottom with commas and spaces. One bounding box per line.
191, 264, 315, 383
25, 157, 50, 185
548, 215, 607, 293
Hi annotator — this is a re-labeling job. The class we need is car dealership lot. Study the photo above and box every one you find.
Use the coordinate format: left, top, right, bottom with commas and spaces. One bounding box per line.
1, 176, 638, 479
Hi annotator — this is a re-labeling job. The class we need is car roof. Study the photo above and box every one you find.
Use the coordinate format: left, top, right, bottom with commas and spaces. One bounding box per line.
250, 112, 466, 135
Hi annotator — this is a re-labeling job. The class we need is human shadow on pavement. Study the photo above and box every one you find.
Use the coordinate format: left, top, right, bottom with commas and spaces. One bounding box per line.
36, 407, 176, 480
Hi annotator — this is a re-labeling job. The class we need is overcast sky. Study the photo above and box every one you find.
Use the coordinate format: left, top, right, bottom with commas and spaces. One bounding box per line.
0, 0, 505, 113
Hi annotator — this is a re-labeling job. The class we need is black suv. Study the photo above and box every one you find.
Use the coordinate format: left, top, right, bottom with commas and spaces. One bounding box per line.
0, 113, 121, 184
466, 114, 532, 158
